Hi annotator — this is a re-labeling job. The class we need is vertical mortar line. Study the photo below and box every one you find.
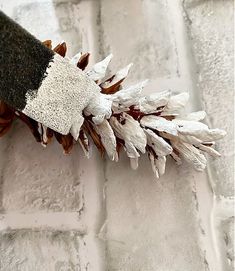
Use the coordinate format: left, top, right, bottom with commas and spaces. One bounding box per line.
96, 1, 108, 269
70, 0, 108, 269
75, 0, 107, 268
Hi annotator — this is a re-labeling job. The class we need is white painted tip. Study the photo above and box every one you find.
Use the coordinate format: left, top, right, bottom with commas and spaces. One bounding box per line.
105, 53, 113, 61
114, 152, 119, 162
100, 54, 113, 68
86, 54, 113, 81
110, 152, 118, 161
130, 157, 139, 170
41, 143, 47, 148
70, 51, 83, 65
78, 138, 90, 158
97, 54, 113, 66
112, 63, 133, 81
118, 63, 133, 77
85, 151, 91, 159
154, 169, 160, 180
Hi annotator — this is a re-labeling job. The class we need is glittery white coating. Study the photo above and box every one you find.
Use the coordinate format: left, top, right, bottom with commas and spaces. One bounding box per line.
23, 54, 101, 138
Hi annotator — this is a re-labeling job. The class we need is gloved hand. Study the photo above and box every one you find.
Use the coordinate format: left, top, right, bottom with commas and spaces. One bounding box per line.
0, 11, 111, 140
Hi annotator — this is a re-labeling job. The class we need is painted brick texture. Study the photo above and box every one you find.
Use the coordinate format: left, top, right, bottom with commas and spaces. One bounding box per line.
0, 0, 233, 270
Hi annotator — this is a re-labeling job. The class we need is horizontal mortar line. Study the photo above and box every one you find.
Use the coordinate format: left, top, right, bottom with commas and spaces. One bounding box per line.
0, 212, 87, 232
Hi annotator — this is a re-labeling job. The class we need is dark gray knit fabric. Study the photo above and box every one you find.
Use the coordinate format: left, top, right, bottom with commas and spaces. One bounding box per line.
0, 11, 54, 110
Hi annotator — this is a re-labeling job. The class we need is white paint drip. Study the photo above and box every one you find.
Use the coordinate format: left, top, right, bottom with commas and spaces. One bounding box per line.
70, 51, 83, 66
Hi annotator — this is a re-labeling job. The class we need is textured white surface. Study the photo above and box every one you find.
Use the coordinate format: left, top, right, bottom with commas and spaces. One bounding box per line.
183, 0, 234, 198
182, 1, 234, 270
0, 0, 233, 270
0, 230, 87, 270
23, 53, 103, 138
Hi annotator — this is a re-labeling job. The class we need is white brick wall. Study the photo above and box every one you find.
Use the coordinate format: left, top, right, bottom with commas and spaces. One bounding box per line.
0, 0, 233, 270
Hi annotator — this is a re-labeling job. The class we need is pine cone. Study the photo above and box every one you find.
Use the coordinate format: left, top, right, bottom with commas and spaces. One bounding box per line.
0, 40, 226, 178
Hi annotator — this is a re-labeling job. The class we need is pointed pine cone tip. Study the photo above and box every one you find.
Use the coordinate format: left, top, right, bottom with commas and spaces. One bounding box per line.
86, 53, 113, 81
0, 40, 226, 179
77, 53, 90, 70
42, 40, 52, 49
53, 41, 67, 57
100, 63, 133, 95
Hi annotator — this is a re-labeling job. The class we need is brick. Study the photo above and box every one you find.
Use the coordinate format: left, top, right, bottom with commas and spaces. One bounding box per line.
104, 155, 207, 271
221, 218, 234, 271
183, 0, 234, 197
0, 0, 233, 270
13, 1, 82, 53
0, 229, 87, 271
99, 0, 179, 82
0, 121, 83, 212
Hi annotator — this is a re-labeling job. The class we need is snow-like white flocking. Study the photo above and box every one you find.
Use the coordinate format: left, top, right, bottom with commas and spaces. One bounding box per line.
57, 52, 225, 178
